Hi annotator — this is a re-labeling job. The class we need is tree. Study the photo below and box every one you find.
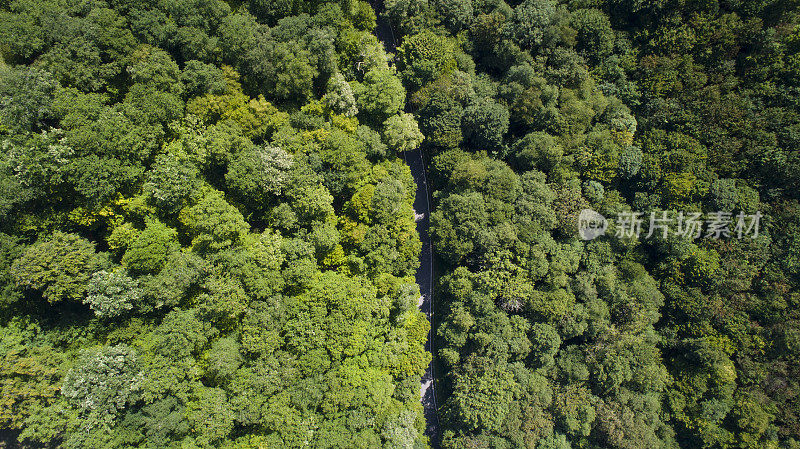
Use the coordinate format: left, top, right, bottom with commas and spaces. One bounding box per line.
68, 155, 144, 207
461, 97, 510, 151
396, 30, 458, 88
225, 145, 293, 204
0, 324, 64, 431
570, 8, 615, 63
446, 358, 518, 432
246, 39, 319, 103
84, 269, 142, 318
185, 386, 235, 446
144, 150, 201, 213
180, 189, 250, 251
353, 68, 406, 122
383, 113, 424, 153
431, 191, 489, 265
10, 231, 103, 303
509, 0, 558, 49
141, 251, 210, 310
0, 66, 59, 133
181, 60, 228, 98
415, 81, 465, 149
323, 72, 359, 117
61, 345, 142, 431
432, 0, 473, 32
203, 336, 242, 385
126, 45, 183, 95
513, 132, 563, 172
122, 220, 180, 275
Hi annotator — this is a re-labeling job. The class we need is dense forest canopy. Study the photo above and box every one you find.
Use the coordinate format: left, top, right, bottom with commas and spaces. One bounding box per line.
0, 0, 431, 447
384, 0, 800, 448
1, 0, 800, 448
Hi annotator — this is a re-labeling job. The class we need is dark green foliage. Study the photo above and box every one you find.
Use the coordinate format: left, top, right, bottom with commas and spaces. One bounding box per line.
461, 97, 510, 152
390, 0, 800, 447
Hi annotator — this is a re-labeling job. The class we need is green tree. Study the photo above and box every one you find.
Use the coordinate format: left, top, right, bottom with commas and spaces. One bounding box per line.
570, 8, 615, 63
10, 231, 102, 303
180, 189, 250, 251
144, 149, 201, 213
353, 68, 406, 121
225, 145, 293, 204
0, 66, 58, 132
323, 72, 359, 117
122, 220, 180, 275
61, 345, 142, 431
396, 30, 458, 88
383, 113, 424, 153
84, 269, 142, 318
461, 97, 510, 151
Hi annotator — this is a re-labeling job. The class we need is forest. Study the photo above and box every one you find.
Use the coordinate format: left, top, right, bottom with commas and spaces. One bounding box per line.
1, 0, 799, 448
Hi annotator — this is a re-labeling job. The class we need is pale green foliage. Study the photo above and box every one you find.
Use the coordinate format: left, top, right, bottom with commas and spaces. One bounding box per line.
61, 345, 142, 431
382, 409, 423, 448
225, 145, 293, 202
85, 269, 142, 318
203, 337, 242, 384
383, 113, 424, 153
510, 0, 558, 49
0, 66, 59, 132
181, 189, 250, 251
286, 183, 335, 223
144, 149, 201, 212
323, 72, 358, 117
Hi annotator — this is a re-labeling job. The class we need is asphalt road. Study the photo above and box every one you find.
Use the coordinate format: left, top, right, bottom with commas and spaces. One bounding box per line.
402, 146, 440, 448
365, 1, 442, 445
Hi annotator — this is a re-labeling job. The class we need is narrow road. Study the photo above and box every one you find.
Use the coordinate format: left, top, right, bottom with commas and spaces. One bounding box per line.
403, 147, 440, 448
365, 1, 441, 446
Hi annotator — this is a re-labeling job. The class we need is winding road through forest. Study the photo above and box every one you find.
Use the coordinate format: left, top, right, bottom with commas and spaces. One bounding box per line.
367, 2, 442, 446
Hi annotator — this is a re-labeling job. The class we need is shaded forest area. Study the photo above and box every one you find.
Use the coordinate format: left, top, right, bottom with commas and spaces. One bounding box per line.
382, 0, 800, 448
